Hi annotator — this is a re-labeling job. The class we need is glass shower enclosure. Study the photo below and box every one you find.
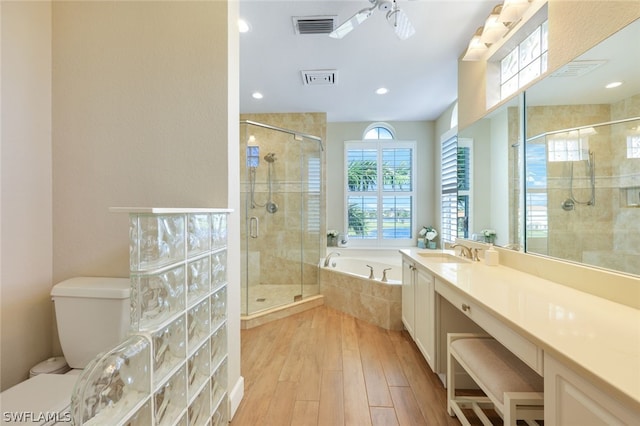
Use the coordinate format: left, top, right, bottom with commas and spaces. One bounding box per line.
239, 120, 324, 316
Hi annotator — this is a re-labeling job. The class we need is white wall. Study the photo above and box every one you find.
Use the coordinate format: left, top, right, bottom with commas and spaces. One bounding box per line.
51, 0, 242, 413
489, 109, 510, 246
225, 0, 243, 415
51, 1, 230, 281
470, 120, 492, 235
1, 1, 243, 407
326, 121, 435, 246
1, 1, 54, 391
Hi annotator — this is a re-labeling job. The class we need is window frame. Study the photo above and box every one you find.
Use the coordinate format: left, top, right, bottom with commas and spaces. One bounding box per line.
457, 138, 473, 240
344, 139, 416, 247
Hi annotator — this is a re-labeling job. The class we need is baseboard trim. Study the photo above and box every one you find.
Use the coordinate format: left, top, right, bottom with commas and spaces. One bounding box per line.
229, 375, 245, 419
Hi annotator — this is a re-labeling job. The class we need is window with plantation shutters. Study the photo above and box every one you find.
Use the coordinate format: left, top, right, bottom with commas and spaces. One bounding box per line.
344, 126, 415, 245
441, 136, 458, 244
525, 142, 548, 238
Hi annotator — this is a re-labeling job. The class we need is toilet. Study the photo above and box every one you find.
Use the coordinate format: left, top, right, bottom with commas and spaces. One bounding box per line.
0, 277, 130, 424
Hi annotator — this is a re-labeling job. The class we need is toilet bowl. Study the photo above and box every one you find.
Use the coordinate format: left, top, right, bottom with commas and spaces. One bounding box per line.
0, 277, 130, 423
0, 374, 78, 425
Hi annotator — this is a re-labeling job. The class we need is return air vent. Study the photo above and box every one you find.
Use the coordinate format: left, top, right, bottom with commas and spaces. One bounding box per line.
293, 16, 337, 35
550, 60, 607, 78
301, 69, 337, 86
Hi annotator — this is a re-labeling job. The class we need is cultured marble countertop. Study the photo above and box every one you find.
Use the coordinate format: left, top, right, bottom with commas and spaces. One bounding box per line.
400, 248, 640, 411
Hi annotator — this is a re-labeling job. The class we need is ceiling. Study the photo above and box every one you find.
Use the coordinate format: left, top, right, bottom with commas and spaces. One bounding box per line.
239, 0, 497, 122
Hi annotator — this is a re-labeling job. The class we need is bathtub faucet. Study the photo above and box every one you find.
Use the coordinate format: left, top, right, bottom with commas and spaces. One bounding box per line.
366, 265, 375, 279
324, 251, 340, 267
381, 268, 392, 282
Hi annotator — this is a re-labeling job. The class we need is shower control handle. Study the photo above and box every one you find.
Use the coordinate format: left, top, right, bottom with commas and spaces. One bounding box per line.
250, 216, 259, 238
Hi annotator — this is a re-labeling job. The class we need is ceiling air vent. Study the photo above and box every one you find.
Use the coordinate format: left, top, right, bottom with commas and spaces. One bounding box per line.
550, 60, 607, 78
301, 69, 337, 86
293, 16, 337, 35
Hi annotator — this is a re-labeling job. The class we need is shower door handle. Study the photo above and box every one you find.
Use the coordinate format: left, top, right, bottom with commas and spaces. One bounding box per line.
250, 216, 259, 238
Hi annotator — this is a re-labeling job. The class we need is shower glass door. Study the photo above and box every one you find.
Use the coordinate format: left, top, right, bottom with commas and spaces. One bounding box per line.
240, 121, 323, 316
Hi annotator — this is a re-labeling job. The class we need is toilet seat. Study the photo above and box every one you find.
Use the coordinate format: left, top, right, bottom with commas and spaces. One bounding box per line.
0, 374, 78, 425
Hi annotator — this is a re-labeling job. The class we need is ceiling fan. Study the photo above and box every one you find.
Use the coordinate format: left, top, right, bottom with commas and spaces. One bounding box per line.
329, 0, 416, 40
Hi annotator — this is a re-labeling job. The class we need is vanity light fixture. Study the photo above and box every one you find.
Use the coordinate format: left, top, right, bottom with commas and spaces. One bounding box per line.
252, 92, 263, 99
605, 81, 623, 89
462, 0, 533, 61
480, 5, 509, 44
498, 0, 531, 23
375, 87, 389, 95
462, 27, 488, 61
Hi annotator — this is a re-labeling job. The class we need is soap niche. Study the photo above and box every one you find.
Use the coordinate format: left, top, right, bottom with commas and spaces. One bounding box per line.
620, 187, 640, 208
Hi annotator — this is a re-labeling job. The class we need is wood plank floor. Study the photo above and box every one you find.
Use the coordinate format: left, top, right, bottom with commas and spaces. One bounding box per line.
230, 305, 464, 426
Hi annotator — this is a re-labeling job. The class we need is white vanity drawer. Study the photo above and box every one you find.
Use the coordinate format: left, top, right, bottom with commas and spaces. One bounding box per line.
435, 279, 544, 375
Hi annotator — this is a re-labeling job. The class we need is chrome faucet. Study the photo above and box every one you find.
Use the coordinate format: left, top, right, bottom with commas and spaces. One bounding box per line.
451, 243, 473, 259
324, 251, 340, 267
366, 264, 375, 279
381, 268, 392, 282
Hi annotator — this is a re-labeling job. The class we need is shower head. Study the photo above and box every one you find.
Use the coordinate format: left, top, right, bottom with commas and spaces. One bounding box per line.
264, 153, 276, 163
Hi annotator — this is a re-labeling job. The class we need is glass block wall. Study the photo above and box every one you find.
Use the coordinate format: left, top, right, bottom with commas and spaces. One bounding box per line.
71, 208, 230, 425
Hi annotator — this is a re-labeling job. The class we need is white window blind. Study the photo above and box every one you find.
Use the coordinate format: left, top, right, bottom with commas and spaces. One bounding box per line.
345, 140, 415, 244
441, 136, 458, 243
306, 156, 321, 233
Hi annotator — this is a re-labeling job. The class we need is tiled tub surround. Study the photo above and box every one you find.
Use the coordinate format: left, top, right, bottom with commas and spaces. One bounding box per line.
320, 250, 403, 330
401, 247, 640, 423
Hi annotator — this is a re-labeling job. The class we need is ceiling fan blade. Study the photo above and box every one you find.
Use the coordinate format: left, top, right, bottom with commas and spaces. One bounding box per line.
387, 8, 415, 40
329, 7, 375, 39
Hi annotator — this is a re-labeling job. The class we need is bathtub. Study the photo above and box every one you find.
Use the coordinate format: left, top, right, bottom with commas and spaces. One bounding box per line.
323, 256, 402, 283
319, 249, 404, 330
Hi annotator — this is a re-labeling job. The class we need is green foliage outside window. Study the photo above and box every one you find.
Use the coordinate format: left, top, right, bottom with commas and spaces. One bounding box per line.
348, 203, 367, 236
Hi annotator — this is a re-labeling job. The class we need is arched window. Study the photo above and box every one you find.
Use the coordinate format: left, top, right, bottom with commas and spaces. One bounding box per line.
363, 123, 395, 140
344, 123, 415, 246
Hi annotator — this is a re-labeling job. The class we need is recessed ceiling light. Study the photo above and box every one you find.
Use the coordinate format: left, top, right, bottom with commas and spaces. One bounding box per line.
252, 92, 263, 99
605, 81, 623, 89
375, 87, 388, 95
238, 19, 251, 33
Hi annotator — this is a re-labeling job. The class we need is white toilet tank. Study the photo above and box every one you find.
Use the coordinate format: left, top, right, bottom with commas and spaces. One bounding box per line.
51, 277, 131, 369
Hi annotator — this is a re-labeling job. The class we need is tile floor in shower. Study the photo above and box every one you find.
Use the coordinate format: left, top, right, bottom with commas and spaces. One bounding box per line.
241, 284, 320, 315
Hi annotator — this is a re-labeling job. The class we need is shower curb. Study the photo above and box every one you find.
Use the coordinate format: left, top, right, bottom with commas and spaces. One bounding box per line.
240, 295, 324, 329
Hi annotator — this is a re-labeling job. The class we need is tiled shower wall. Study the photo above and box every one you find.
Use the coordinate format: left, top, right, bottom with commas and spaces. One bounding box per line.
239, 113, 326, 312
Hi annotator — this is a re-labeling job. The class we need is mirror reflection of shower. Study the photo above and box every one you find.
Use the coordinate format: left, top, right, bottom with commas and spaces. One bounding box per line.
247, 140, 278, 214
544, 127, 597, 211
563, 149, 595, 210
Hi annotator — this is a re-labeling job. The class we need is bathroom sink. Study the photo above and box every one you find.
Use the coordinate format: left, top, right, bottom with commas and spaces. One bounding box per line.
417, 252, 471, 264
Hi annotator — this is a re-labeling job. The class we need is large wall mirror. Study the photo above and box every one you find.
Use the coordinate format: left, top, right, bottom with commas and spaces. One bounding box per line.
459, 18, 640, 277
524, 18, 639, 276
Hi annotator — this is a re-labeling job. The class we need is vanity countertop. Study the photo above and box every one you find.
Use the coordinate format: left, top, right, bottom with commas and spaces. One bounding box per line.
400, 248, 640, 411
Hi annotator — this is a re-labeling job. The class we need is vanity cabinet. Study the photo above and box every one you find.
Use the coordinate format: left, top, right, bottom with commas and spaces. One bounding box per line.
414, 267, 436, 370
401, 255, 436, 371
544, 354, 640, 425
401, 258, 416, 337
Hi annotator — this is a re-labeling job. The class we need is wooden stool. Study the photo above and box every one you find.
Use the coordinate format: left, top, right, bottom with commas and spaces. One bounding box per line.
447, 333, 544, 426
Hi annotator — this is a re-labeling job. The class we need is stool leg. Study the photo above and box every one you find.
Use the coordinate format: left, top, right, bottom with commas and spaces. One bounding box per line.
504, 392, 544, 426
447, 336, 455, 416
504, 393, 518, 426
